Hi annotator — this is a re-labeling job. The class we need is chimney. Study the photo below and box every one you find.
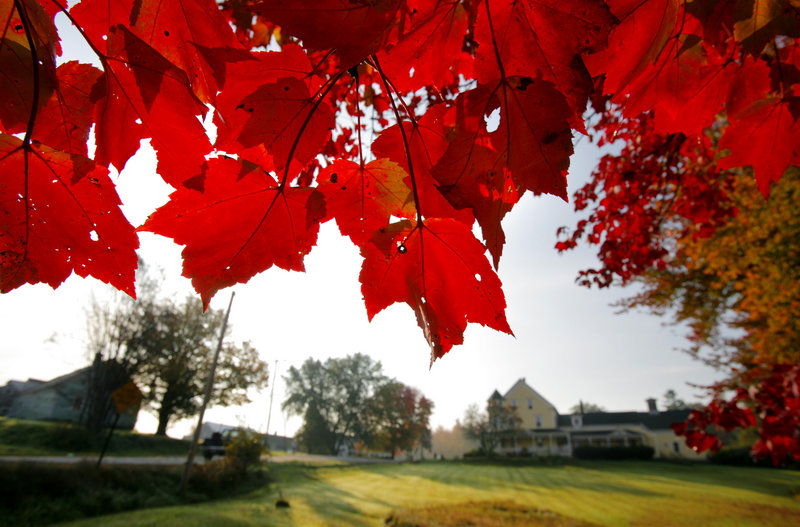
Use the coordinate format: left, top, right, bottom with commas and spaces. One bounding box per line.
646, 398, 658, 415
579, 400, 585, 415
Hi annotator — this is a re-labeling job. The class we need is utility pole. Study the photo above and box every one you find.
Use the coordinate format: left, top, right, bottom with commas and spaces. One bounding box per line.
266, 359, 278, 438
179, 292, 235, 493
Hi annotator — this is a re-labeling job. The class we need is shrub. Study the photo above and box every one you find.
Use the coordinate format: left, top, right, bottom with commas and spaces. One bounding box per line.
708, 447, 797, 468
225, 429, 267, 475
463, 448, 487, 458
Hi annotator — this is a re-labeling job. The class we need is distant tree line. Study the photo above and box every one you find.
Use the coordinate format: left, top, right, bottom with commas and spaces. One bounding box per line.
282, 354, 433, 459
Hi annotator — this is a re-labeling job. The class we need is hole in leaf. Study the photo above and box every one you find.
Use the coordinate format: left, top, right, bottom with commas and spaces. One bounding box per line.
485, 107, 500, 132
397, 243, 407, 254
89, 230, 99, 241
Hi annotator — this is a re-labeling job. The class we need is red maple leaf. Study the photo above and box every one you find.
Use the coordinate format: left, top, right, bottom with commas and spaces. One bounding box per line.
0, 0, 58, 134
372, 105, 475, 224
719, 95, 800, 196
70, 0, 246, 104
32, 61, 102, 156
360, 217, 512, 361
731, 0, 800, 52
465, 78, 574, 201
235, 76, 336, 176
0, 135, 138, 295
474, 0, 616, 130
621, 36, 738, 136
377, 0, 473, 93
433, 131, 519, 268
249, 0, 401, 68
91, 25, 212, 187
139, 157, 325, 306
585, 0, 682, 102
212, 44, 334, 178
316, 158, 416, 246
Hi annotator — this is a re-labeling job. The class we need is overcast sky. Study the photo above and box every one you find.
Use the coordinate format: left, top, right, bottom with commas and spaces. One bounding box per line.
0, 13, 722, 439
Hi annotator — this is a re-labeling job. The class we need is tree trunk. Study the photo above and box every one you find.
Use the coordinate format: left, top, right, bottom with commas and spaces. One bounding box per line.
156, 399, 172, 436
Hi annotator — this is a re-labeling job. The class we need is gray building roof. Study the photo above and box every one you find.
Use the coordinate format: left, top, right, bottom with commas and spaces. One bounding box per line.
557, 409, 691, 431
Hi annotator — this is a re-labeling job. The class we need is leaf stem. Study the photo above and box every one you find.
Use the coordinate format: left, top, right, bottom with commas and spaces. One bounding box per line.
9, 0, 44, 285
483, 0, 507, 82
371, 54, 424, 223
14, 0, 41, 147
352, 68, 365, 168
368, 58, 415, 120
279, 70, 346, 190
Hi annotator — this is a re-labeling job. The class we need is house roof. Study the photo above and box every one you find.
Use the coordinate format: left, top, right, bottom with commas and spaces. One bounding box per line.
15, 367, 91, 396
502, 378, 559, 411
3, 379, 45, 393
558, 410, 691, 431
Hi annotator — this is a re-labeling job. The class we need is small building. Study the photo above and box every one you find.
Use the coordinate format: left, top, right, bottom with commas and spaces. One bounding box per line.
489, 378, 705, 461
0, 365, 139, 430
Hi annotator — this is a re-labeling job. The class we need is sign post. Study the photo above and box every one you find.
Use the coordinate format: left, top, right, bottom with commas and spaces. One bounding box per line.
97, 381, 142, 468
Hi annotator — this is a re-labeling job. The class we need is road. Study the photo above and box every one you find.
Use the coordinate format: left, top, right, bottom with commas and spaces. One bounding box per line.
0, 453, 398, 466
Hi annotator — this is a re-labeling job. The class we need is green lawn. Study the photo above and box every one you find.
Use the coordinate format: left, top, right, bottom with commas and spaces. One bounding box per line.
56, 460, 800, 527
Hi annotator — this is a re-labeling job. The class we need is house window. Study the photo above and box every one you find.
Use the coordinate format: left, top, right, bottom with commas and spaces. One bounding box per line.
511, 399, 517, 408
535, 415, 543, 428
527, 398, 533, 409
673, 441, 680, 454
571, 415, 582, 428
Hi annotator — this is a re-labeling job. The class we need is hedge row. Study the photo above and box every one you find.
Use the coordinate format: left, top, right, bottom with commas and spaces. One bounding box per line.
572, 445, 655, 460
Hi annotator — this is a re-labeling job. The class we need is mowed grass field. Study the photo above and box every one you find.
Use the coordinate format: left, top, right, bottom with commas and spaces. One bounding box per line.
58, 460, 800, 527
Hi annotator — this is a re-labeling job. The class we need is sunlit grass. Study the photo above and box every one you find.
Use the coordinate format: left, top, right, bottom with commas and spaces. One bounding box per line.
56, 460, 800, 527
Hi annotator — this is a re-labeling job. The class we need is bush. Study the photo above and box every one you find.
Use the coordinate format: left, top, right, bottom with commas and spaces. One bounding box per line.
225, 429, 267, 475
708, 447, 799, 468
572, 445, 655, 460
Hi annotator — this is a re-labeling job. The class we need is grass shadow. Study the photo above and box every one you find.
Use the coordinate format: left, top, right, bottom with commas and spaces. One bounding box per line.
267, 463, 394, 526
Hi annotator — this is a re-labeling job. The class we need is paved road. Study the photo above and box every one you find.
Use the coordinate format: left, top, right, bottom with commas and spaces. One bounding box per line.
0, 453, 398, 466
0, 455, 197, 466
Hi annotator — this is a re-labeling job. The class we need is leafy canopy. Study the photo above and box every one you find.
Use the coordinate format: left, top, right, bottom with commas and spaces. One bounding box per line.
556, 95, 800, 464
1, 0, 797, 363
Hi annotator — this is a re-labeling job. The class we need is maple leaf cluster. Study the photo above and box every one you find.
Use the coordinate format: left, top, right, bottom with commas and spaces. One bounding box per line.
672, 364, 800, 466
1, 0, 798, 363
554, 2, 800, 464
